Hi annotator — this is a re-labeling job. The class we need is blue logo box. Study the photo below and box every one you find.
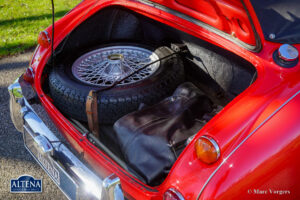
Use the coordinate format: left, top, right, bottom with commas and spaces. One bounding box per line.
11, 175, 42, 193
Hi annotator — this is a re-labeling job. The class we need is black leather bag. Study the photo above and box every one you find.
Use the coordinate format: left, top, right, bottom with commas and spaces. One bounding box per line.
113, 82, 213, 185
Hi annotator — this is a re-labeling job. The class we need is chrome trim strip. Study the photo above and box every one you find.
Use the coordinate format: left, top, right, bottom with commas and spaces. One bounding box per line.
197, 90, 300, 199
23, 125, 78, 200
134, 0, 259, 51
103, 174, 124, 200
168, 188, 185, 200
200, 135, 220, 159
42, 30, 51, 43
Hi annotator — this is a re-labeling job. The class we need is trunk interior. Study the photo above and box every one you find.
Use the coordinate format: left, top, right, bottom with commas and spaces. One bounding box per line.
42, 6, 257, 186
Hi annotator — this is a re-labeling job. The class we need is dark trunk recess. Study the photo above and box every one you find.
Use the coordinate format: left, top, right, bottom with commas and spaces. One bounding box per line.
43, 6, 256, 186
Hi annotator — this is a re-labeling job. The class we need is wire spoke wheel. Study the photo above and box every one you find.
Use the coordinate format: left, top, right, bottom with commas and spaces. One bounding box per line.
49, 44, 184, 124
71, 46, 160, 86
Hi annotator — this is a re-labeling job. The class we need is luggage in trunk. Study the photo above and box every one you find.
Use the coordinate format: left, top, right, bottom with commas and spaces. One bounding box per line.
113, 82, 213, 185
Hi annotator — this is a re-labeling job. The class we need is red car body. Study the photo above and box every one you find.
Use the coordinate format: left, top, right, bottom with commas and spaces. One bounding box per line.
12, 0, 300, 199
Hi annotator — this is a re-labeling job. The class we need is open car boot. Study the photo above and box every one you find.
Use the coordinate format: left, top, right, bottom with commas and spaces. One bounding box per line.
113, 82, 213, 185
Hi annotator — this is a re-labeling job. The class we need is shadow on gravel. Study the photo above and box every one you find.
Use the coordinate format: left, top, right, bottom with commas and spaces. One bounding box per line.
0, 61, 28, 71
0, 86, 14, 105
0, 53, 66, 200
0, 89, 35, 163
0, 10, 68, 26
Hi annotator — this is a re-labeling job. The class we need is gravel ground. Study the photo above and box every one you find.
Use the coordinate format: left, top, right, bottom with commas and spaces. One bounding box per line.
0, 51, 67, 200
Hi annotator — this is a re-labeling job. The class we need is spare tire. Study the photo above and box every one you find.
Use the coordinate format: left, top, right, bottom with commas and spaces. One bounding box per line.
49, 43, 185, 124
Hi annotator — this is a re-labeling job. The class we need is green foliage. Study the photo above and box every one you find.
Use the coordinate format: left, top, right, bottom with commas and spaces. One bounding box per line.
0, 0, 80, 57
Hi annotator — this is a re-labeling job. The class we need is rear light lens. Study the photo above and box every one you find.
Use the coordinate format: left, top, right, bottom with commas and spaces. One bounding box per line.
163, 188, 185, 200
23, 67, 34, 83
195, 135, 220, 164
38, 31, 51, 48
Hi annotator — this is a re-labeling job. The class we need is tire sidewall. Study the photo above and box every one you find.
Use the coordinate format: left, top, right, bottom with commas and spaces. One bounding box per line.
49, 43, 185, 123
53, 43, 182, 97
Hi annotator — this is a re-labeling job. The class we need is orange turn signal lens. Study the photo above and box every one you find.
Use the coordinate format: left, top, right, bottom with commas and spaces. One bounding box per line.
38, 31, 51, 48
195, 136, 220, 164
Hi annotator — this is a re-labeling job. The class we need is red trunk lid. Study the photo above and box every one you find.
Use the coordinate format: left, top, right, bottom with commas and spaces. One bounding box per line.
148, 0, 259, 49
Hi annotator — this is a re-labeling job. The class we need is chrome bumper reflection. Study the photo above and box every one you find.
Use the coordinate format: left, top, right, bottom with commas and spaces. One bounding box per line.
8, 79, 124, 200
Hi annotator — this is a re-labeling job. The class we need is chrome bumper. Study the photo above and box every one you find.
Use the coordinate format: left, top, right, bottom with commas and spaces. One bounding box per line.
8, 79, 124, 200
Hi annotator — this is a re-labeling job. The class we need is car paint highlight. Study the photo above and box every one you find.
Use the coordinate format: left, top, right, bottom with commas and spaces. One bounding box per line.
15, 0, 300, 199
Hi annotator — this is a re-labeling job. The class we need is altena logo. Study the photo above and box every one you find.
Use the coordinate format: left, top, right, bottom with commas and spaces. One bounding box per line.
10, 175, 42, 193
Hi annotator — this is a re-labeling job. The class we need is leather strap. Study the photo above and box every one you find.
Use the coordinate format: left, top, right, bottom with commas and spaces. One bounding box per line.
86, 90, 99, 137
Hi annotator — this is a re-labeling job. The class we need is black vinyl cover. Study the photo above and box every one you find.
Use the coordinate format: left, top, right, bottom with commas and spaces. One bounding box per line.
250, 0, 300, 44
113, 82, 212, 185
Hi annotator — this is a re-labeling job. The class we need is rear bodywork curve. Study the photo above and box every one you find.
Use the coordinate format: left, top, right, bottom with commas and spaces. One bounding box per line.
28, 0, 300, 199
199, 89, 300, 199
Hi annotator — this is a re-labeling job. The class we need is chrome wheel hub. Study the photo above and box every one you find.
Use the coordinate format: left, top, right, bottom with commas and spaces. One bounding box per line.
71, 46, 160, 86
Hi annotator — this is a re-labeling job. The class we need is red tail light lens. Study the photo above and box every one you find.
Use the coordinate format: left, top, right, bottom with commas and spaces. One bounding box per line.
163, 188, 185, 200
23, 67, 34, 83
38, 31, 51, 48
